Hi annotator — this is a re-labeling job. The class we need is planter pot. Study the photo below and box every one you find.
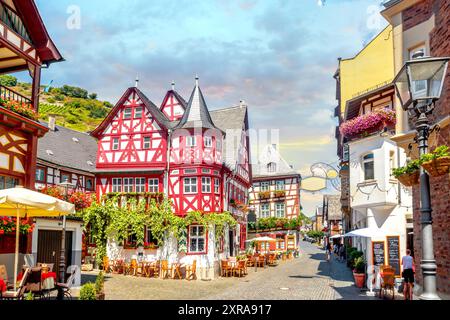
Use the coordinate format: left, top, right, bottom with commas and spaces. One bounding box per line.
353, 272, 366, 288
96, 292, 105, 300
396, 171, 420, 187
421, 157, 450, 177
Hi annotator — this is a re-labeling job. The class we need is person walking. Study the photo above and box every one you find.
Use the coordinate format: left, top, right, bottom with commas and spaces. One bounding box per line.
339, 243, 345, 262
326, 240, 332, 262
401, 249, 415, 300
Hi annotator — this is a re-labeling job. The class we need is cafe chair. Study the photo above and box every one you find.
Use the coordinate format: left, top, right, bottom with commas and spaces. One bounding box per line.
220, 260, 232, 277
26, 267, 43, 299
149, 260, 160, 278
55, 267, 78, 300
233, 260, 246, 278
1, 268, 30, 300
185, 260, 197, 281
257, 255, 265, 268
161, 260, 173, 279
379, 266, 396, 300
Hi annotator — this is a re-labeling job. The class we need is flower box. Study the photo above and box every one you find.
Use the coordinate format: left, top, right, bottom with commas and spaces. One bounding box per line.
273, 190, 286, 198
258, 191, 270, 200
0, 99, 38, 121
421, 156, 450, 177
340, 109, 396, 139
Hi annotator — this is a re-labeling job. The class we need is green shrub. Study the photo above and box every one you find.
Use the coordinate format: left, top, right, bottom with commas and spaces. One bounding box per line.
25, 292, 34, 300
95, 271, 104, 294
354, 256, 366, 273
392, 159, 421, 178
47, 97, 56, 103
79, 282, 97, 300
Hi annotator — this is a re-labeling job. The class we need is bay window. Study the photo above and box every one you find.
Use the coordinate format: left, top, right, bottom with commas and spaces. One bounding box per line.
148, 178, 159, 193
362, 153, 375, 181
202, 177, 211, 193
186, 136, 196, 147
204, 136, 212, 148
184, 177, 197, 194
214, 178, 220, 194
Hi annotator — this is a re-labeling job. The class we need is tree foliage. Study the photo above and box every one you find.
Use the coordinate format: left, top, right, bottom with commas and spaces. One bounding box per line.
0, 75, 18, 86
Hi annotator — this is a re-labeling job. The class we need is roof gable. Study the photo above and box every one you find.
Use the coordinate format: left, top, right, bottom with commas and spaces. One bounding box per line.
253, 144, 297, 177
91, 87, 171, 138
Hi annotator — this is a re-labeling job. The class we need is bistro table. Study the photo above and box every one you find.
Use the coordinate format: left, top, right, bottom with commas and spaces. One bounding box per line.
41, 272, 57, 290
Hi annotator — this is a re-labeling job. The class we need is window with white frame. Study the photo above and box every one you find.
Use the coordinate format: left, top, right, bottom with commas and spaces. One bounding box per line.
275, 202, 285, 218
123, 178, 134, 192
260, 181, 269, 191
362, 153, 375, 181
275, 180, 285, 191
260, 203, 270, 218
214, 178, 220, 194
148, 178, 159, 193
112, 137, 120, 150
267, 162, 277, 172
204, 136, 212, 148
202, 177, 211, 193
276, 239, 285, 250
112, 178, 122, 192
135, 178, 145, 193
124, 108, 132, 119
135, 107, 143, 119
184, 177, 197, 194
189, 225, 205, 253
143, 136, 151, 149
389, 151, 396, 177
185, 136, 196, 147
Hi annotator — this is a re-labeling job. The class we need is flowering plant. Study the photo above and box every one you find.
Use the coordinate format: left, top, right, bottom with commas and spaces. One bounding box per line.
40, 186, 64, 199
340, 108, 396, 138
0, 99, 38, 121
0, 217, 34, 235
69, 192, 92, 211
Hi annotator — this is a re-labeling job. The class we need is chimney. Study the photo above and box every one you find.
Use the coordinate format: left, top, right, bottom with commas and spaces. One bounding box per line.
48, 114, 56, 131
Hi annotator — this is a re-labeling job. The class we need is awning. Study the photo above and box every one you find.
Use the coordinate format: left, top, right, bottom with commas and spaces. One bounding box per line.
343, 227, 387, 238
330, 234, 343, 239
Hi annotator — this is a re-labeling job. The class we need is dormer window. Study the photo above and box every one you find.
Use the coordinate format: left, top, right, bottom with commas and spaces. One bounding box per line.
124, 108, 132, 119
186, 136, 196, 147
267, 162, 277, 173
135, 107, 143, 119
204, 136, 212, 148
362, 153, 375, 181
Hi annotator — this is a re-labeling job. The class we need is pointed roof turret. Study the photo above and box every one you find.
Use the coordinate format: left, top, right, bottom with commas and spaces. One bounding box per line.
174, 76, 222, 131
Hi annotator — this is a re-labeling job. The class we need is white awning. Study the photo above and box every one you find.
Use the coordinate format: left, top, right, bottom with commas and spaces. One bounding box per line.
343, 227, 387, 238
330, 234, 343, 239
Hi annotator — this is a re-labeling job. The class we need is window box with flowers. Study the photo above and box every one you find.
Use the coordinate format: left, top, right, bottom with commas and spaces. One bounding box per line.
258, 191, 271, 200
340, 109, 396, 140
273, 190, 286, 198
0, 99, 38, 121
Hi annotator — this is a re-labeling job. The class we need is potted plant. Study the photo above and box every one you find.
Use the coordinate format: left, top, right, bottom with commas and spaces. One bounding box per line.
258, 191, 271, 200
420, 145, 450, 177
95, 271, 105, 300
353, 256, 366, 288
392, 160, 421, 187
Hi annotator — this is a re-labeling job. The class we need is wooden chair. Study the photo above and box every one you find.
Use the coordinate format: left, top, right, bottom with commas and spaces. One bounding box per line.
1, 268, 30, 300
26, 267, 43, 298
172, 263, 183, 280
161, 260, 173, 279
268, 254, 277, 266
246, 255, 254, 267
233, 260, 246, 277
379, 266, 396, 300
148, 260, 160, 278
140, 262, 150, 277
185, 260, 197, 281
221, 260, 232, 277
102, 256, 111, 273
256, 255, 265, 267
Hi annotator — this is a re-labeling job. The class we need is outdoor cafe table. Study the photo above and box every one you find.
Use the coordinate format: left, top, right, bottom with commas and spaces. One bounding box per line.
17, 270, 57, 290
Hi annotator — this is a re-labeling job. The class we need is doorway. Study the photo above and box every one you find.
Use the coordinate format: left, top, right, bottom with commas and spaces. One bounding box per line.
37, 230, 73, 278
229, 230, 234, 256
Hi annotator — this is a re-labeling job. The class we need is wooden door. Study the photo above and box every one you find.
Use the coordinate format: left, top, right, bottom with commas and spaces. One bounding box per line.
37, 230, 72, 278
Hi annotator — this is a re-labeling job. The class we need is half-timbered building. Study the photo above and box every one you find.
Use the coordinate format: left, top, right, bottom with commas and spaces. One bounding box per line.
91, 79, 251, 278
249, 144, 301, 251
0, 0, 64, 283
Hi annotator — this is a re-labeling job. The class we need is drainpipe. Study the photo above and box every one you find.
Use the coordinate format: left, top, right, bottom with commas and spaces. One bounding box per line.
396, 146, 402, 206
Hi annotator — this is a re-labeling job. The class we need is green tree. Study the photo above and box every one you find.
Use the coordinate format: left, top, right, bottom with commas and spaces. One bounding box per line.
0, 75, 18, 86
89, 93, 98, 100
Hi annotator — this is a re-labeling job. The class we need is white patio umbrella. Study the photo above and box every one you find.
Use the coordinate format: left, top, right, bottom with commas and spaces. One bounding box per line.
0, 186, 75, 290
245, 236, 277, 242
342, 227, 387, 238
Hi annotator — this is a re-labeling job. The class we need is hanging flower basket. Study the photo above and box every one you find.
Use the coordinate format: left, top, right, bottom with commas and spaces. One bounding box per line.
397, 171, 420, 187
421, 156, 450, 177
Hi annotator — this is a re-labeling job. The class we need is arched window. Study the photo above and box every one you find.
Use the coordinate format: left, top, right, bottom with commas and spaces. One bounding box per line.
362, 153, 374, 181
267, 162, 277, 173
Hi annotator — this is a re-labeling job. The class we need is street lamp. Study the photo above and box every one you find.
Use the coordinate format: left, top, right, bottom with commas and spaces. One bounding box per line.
57, 179, 75, 300
393, 55, 449, 301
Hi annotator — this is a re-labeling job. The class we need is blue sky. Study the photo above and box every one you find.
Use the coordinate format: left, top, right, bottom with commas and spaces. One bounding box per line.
28, 0, 388, 215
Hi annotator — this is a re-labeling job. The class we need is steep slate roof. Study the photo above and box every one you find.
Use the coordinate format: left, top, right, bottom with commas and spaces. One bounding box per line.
210, 105, 248, 170
174, 79, 222, 132
323, 195, 341, 221
37, 122, 98, 173
160, 89, 187, 109
252, 144, 298, 178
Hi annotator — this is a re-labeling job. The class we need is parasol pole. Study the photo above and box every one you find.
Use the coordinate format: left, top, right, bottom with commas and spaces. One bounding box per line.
13, 205, 20, 291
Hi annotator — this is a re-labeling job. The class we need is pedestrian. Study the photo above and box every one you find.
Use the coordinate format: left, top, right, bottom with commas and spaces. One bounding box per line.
339, 243, 345, 262
326, 240, 331, 262
401, 249, 415, 300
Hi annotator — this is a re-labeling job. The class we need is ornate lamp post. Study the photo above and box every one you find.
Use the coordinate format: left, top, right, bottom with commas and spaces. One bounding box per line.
393, 55, 449, 300
57, 179, 75, 300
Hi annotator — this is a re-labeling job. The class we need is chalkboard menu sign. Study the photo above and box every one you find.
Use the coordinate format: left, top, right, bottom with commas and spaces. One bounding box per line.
372, 241, 385, 266
387, 236, 401, 276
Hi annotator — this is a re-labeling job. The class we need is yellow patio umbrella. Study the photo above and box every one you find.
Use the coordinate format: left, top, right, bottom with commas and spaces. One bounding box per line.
0, 186, 75, 290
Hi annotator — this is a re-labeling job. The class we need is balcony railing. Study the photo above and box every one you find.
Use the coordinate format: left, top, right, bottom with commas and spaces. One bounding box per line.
0, 2, 32, 43
0, 85, 32, 105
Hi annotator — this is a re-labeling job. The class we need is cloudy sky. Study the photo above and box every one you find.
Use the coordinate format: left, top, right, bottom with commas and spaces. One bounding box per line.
29, 0, 388, 216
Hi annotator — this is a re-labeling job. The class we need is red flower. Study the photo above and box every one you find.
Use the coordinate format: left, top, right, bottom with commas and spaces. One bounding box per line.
0, 230, 4, 235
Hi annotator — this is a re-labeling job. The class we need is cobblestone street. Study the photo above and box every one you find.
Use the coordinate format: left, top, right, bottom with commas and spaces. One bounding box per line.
78, 241, 376, 300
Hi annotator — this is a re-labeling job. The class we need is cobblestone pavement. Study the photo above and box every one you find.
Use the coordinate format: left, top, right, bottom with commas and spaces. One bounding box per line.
76, 241, 377, 300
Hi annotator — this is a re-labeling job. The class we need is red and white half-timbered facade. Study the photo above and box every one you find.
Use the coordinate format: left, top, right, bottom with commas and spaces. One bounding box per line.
91, 79, 251, 277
